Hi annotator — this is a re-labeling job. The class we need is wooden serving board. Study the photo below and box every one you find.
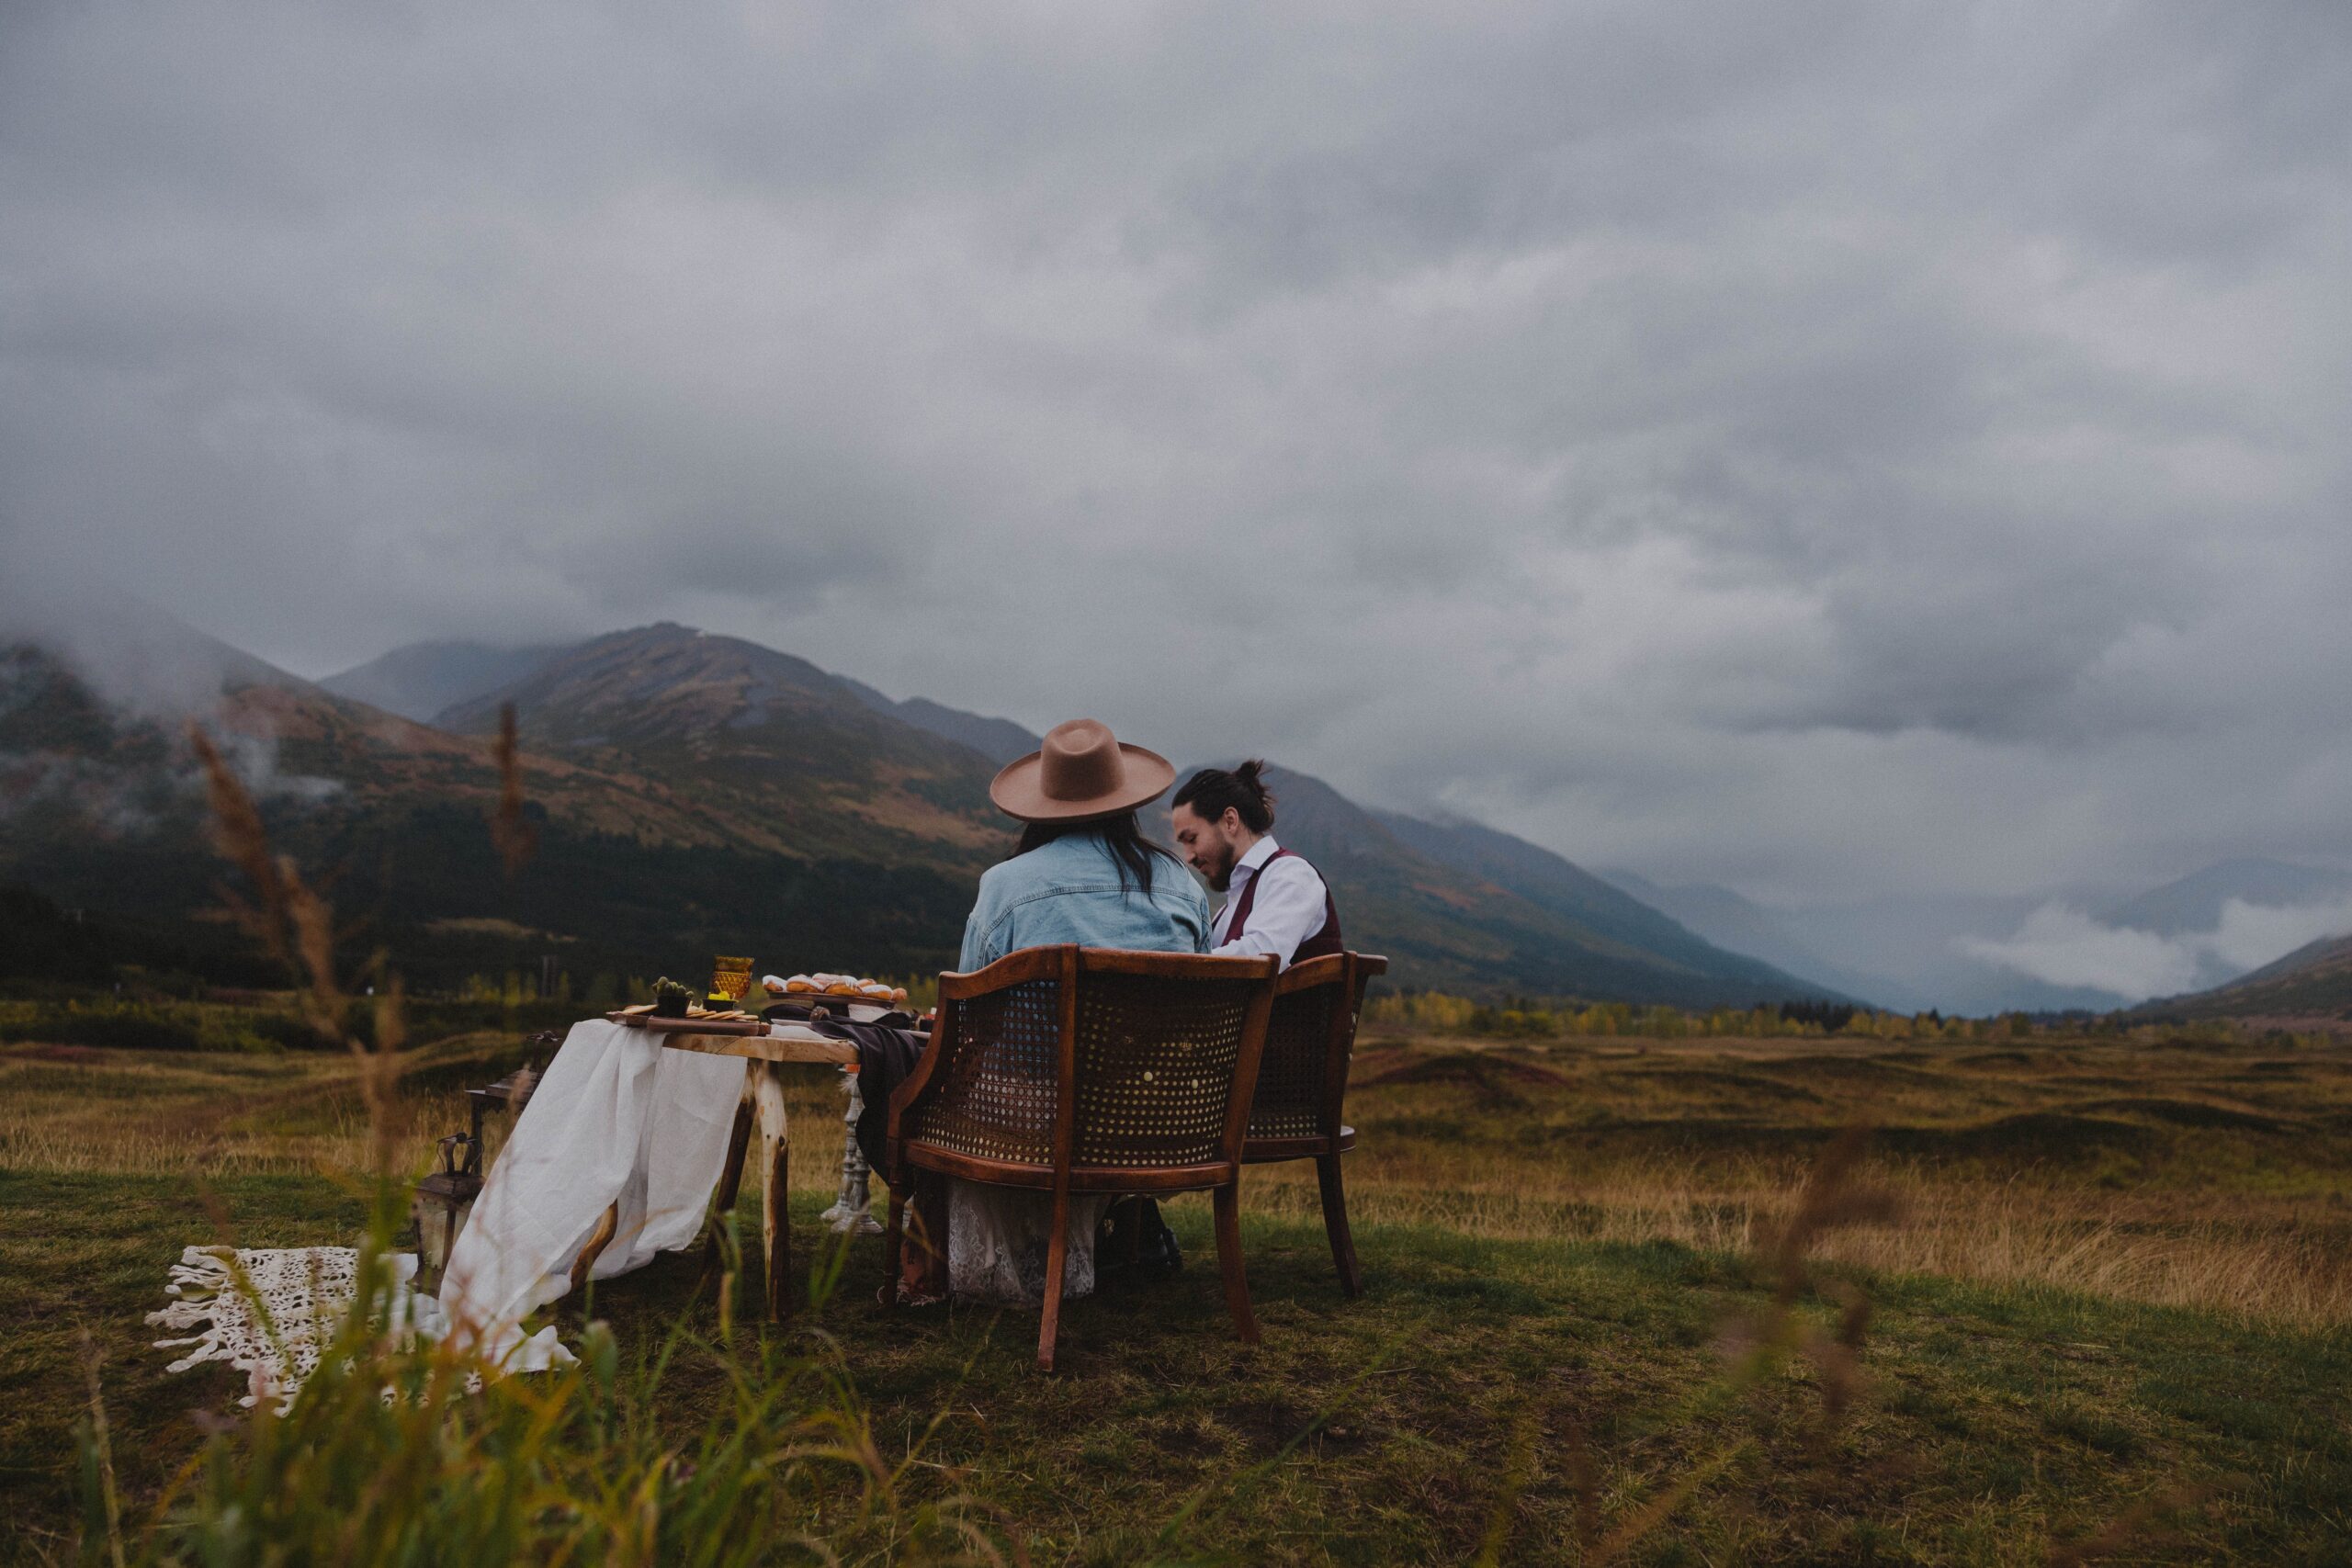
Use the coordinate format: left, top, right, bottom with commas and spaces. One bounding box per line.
606, 1010, 768, 1036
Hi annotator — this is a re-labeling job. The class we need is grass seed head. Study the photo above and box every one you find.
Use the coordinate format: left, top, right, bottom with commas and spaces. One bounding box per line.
490, 702, 539, 878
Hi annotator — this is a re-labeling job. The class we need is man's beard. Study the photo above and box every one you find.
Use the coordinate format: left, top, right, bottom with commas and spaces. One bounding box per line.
1204, 851, 1236, 894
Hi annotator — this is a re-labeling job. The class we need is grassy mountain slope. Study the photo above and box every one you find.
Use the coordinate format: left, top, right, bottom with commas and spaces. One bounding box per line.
835, 677, 1040, 766
1235, 764, 1839, 1006
2136, 931, 2352, 1021
329, 631, 1046, 776
435, 623, 1012, 866
11, 616, 1864, 1003
1380, 812, 1849, 1002
0, 634, 992, 987
1602, 870, 1886, 1004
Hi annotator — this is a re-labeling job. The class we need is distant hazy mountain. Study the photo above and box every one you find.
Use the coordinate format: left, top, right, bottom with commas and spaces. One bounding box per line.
2098, 857, 2352, 936
1599, 875, 2128, 1015
321, 640, 568, 723
1790, 894, 2135, 1014
835, 679, 1040, 766
1606, 860, 2352, 1016
4, 597, 319, 716
1602, 872, 1867, 998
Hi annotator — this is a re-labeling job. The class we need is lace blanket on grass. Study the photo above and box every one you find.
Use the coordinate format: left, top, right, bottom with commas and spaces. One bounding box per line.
146, 1246, 568, 1410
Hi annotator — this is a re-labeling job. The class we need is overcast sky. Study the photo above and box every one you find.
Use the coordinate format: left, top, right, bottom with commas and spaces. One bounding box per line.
5, 1, 2348, 911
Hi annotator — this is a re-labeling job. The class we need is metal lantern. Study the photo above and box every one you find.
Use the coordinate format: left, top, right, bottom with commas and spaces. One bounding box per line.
412, 1131, 483, 1292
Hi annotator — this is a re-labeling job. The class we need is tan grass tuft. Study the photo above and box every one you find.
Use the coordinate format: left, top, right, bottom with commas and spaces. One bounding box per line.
489, 702, 539, 877
187, 726, 289, 964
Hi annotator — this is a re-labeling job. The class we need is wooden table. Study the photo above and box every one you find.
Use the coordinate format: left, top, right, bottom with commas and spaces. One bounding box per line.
569, 1010, 859, 1321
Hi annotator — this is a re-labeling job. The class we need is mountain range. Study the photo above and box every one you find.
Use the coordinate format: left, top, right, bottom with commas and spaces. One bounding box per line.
2096, 858, 2352, 939
3, 615, 1840, 1006
1606, 858, 2352, 1016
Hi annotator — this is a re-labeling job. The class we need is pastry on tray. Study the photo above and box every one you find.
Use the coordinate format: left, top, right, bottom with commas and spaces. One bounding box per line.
780, 972, 903, 1000
754, 971, 914, 1027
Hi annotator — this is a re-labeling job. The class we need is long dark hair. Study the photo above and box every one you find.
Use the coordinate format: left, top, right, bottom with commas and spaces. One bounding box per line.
1015, 810, 1178, 895
1172, 760, 1275, 834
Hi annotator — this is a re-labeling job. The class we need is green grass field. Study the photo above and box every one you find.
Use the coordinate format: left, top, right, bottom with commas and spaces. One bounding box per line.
5, 1023, 2350, 1563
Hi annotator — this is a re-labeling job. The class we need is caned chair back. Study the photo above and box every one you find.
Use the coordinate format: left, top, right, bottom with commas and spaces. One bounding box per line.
1246, 953, 1386, 1151
883, 945, 1282, 1369
1071, 962, 1270, 1169
895, 945, 1280, 1183
902, 960, 1062, 1169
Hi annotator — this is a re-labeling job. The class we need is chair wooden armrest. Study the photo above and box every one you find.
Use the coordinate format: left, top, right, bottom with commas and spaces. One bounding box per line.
883, 946, 1068, 1180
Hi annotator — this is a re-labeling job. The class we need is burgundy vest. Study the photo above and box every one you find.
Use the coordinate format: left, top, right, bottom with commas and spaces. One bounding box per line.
1223, 847, 1345, 964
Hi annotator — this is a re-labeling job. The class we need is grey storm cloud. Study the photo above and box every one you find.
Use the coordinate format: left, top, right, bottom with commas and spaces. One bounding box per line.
3, 0, 2349, 909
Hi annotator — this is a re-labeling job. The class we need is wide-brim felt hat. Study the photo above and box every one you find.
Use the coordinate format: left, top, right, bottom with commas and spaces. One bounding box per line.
989, 718, 1176, 823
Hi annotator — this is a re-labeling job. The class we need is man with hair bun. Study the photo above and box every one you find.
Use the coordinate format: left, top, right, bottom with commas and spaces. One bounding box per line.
1169, 760, 1345, 971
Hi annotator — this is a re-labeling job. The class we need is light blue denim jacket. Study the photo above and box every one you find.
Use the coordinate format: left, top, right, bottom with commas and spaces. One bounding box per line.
956, 831, 1212, 971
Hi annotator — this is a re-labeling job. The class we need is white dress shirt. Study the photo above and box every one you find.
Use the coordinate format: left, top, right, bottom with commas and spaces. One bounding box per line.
1210, 836, 1332, 971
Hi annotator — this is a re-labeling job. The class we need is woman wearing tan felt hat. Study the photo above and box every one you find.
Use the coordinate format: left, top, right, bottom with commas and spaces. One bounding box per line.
968, 716, 1207, 990
872, 718, 1213, 1307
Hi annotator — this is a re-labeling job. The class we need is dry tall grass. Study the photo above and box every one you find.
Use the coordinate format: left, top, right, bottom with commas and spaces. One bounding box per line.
1270, 1029, 2352, 1326
1247, 1159, 2352, 1325
11, 1024, 2349, 1326
0, 1038, 856, 1188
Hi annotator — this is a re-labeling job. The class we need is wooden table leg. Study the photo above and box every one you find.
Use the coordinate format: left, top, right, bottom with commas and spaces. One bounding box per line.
704, 1064, 760, 1277
571, 1201, 620, 1292
754, 1060, 791, 1320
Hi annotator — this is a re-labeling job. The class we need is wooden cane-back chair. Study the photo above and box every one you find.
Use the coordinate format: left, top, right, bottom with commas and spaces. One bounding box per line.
882, 944, 1280, 1371
1240, 952, 1387, 1296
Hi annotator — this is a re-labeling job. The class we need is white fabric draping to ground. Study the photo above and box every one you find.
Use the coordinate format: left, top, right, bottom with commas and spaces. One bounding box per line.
145, 1245, 572, 1409
438, 1018, 743, 1361
432, 1013, 1114, 1313
147, 1017, 1117, 1403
